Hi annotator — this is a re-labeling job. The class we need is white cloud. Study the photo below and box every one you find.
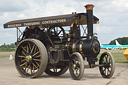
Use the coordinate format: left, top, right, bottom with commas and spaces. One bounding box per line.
111, 0, 128, 12
0, 33, 13, 37
0, 0, 128, 45
0, 28, 16, 45
0, 0, 29, 12
17, 14, 27, 19
96, 25, 113, 33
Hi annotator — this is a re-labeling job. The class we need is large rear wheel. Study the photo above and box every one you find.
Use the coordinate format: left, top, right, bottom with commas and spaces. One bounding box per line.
15, 39, 48, 78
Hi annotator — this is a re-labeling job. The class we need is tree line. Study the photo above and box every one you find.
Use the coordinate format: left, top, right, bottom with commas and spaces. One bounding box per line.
109, 37, 128, 45
0, 43, 16, 52
0, 37, 128, 51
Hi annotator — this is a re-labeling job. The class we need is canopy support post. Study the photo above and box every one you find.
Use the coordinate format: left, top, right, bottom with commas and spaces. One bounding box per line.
16, 27, 18, 42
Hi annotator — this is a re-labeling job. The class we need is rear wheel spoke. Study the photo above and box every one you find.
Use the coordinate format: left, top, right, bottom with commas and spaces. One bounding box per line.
33, 59, 41, 62
33, 51, 40, 56
30, 65, 32, 74
15, 39, 48, 78
31, 44, 35, 54
19, 55, 26, 58
21, 59, 26, 62
33, 65, 35, 73
27, 45, 29, 53
24, 63, 27, 72
22, 46, 28, 54
34, 46, 37, 54
20, 62, 27, 67
32, 63, 38, 69
26, 65, 30, 73
28, 43, 31, 51
22, 51, 26, 56
35, 61, 40, 67
35, 55, 41, 58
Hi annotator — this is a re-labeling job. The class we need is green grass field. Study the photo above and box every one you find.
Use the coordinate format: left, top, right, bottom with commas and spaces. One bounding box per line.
99, 49, 128, 63
0, 55, 10, 58
0, 49, 128, 63
0, 52, 15, 58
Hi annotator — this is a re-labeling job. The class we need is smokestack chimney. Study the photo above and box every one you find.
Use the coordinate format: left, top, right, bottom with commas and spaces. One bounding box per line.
85, 4, 94, 38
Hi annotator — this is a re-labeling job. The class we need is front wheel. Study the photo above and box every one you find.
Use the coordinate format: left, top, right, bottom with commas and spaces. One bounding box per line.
15, 39, 48, 78
99, 52, 115, 78
69, 52, 84, 80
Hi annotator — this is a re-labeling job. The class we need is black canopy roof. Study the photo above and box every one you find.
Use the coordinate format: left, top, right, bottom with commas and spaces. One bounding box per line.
4, 13, 99, 28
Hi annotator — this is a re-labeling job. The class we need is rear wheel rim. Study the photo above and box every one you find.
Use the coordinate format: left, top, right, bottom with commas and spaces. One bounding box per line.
16, 41, 42, 76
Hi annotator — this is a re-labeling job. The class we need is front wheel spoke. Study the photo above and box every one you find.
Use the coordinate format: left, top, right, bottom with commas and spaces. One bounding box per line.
109, 58, 111, 63
105, 55, 108, 62
103, 67, 106, 71
105, 69, 108, 75
72, 60, 76, 65
106, 69, 108, 75
103, 67, 106, 73
72, 59, 75, 64
108, 68, 111, 72
107, 68, 110, 74
71, 63, 75, 69
75, 69, 78, 76
110, 65, 112, 68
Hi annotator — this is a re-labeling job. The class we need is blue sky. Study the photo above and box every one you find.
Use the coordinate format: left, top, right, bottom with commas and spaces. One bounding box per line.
0, 0, 128, 45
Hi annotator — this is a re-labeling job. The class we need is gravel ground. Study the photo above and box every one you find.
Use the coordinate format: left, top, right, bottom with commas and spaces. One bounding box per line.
0, 57, 128, 85
0, 52, 15, 56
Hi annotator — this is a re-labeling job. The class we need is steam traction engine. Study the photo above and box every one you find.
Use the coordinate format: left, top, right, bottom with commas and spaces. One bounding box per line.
4, 5, 115, 80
